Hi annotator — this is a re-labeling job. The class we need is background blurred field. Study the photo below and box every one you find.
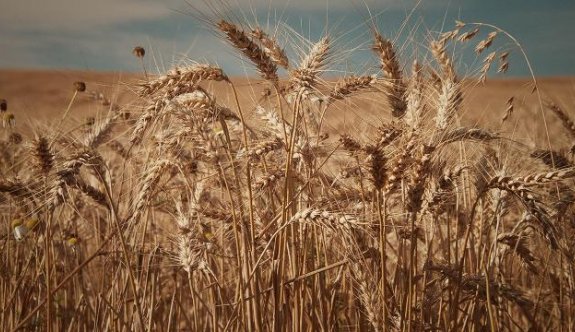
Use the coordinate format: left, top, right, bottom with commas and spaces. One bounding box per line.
2, 69, 574, 146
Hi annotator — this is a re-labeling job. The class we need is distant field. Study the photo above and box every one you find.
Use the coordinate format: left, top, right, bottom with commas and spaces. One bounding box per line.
1, 69, 573, 144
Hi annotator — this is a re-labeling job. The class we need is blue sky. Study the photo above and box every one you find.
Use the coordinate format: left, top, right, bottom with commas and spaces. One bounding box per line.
0, 0, 573, 77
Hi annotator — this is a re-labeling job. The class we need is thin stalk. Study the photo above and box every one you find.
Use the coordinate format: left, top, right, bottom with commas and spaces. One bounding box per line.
229, 81, 263, 332
54, 90, 78, 138
483, 261, 497, 332
12, 230, 118, 332
407, 212, 417, 332
376, 190, 388, 332
44, 213, 52, 332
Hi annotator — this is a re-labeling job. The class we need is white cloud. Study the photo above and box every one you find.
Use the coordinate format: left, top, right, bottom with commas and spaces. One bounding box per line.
0, 22, 239, 73
240, 0, 409, 10
188, 0, 416, 14
0, 0, 434, 71
0, 0, 174, 30
0, 0, 426, 32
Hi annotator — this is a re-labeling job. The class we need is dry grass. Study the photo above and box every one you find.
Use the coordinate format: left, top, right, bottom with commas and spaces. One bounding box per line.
1, 10, 575, 332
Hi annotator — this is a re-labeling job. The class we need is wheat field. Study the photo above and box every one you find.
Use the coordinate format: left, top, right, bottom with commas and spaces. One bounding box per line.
1, 10, 575, 332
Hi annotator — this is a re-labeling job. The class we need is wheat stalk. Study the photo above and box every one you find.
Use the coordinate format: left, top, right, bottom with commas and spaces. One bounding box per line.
217, 20, 278, 82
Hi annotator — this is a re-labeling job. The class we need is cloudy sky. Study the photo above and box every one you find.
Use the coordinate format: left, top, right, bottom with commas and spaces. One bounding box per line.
1, 0, 573, 77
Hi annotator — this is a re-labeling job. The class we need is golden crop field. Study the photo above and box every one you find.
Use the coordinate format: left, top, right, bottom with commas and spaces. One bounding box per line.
1, 7, 575, 331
